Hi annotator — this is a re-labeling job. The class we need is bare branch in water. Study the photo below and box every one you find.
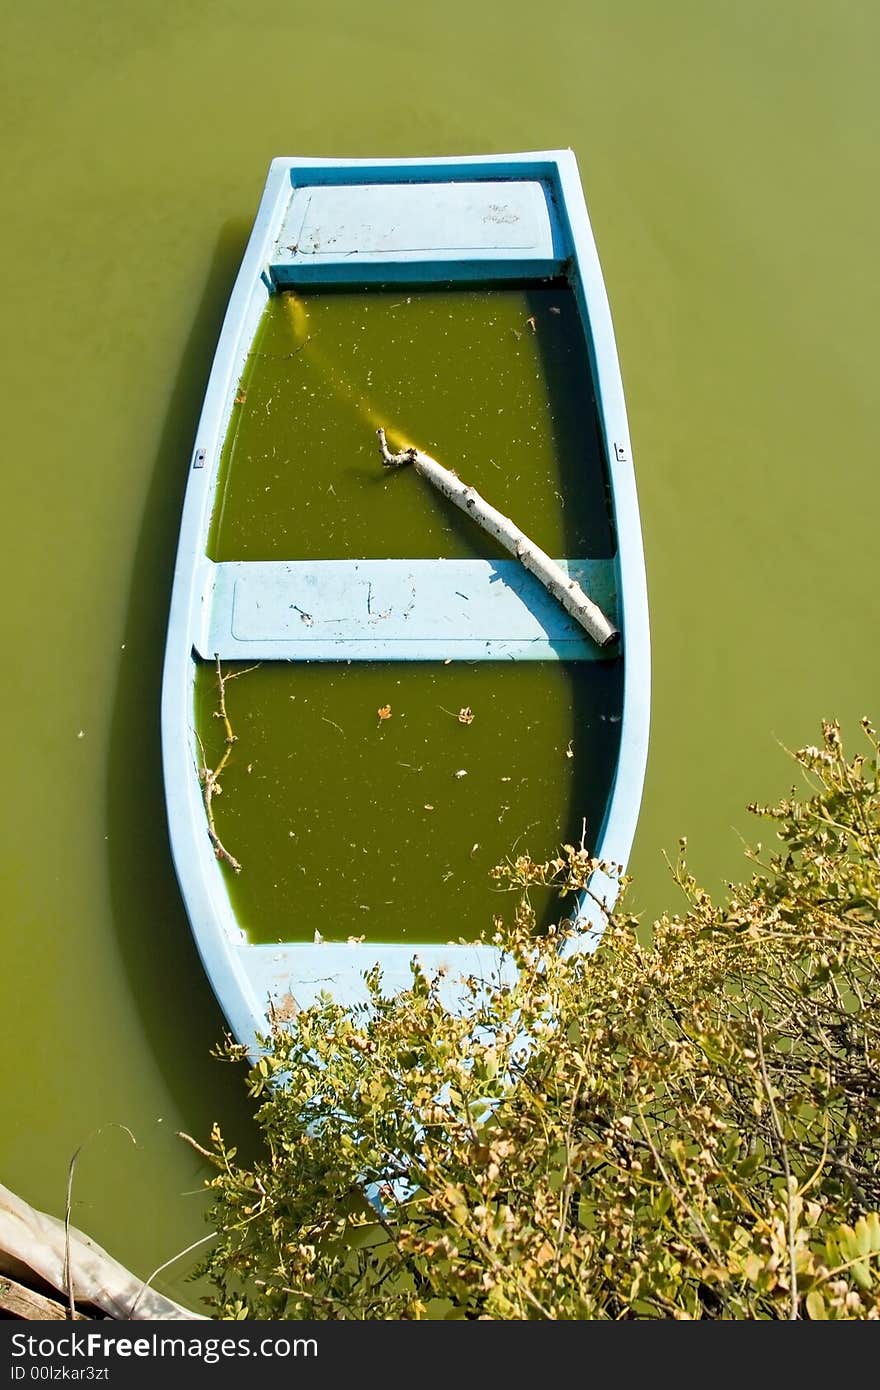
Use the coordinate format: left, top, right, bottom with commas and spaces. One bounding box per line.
197, 656, 261, 873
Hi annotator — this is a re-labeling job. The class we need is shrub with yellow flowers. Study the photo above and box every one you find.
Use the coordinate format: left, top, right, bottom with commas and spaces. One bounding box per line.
194, 719, 880, 1319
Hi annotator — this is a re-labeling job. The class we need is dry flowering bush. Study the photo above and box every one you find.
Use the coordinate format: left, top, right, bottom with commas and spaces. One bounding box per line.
195, 719, 879, 1319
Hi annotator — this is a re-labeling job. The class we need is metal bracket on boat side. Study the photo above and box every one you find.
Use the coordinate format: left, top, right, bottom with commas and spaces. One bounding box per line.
196, 557, 619, 663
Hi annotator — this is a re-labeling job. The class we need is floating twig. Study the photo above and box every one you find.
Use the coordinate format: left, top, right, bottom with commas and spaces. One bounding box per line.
198, 656, 261, 873
64, 1125, 136, 1321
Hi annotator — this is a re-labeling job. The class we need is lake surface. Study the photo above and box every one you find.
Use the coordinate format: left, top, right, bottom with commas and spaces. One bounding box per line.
2, 0, 877, 1309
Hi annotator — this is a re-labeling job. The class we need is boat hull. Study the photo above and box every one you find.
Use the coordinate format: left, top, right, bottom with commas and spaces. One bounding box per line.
161, 152, 650, 1048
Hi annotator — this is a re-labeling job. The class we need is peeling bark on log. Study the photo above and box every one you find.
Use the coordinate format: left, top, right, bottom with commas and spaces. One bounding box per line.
376, 430, 619, 648
0, 1183, 203, 1321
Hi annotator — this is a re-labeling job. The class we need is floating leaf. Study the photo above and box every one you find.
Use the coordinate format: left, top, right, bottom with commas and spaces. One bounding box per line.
377, 704, 392, 722
458, 707, 475, 725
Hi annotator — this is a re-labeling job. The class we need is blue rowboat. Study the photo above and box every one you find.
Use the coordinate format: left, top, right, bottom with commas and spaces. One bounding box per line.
161, 152, 650, 1049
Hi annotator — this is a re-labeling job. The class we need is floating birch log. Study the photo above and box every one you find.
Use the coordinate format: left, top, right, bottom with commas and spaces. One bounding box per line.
0, 1182, 203, 1320
376, 430, 619, 648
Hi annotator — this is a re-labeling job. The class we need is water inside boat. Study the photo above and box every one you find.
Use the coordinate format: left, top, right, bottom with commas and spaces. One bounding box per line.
209, 284, 614, 561
197, 283, 622, 945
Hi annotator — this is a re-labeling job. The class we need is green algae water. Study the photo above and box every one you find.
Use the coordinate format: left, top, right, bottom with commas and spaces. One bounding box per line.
195, 661, 622, 945
199, 283, 620, 946
210, 285, 613, 561
3, 0, 878, 1310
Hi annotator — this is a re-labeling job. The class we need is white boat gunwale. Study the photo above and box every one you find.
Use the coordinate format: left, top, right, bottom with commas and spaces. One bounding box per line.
161, 150, 650, 1048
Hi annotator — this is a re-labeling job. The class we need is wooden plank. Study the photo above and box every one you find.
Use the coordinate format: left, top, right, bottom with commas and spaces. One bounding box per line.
0, 1273, 90, 1320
